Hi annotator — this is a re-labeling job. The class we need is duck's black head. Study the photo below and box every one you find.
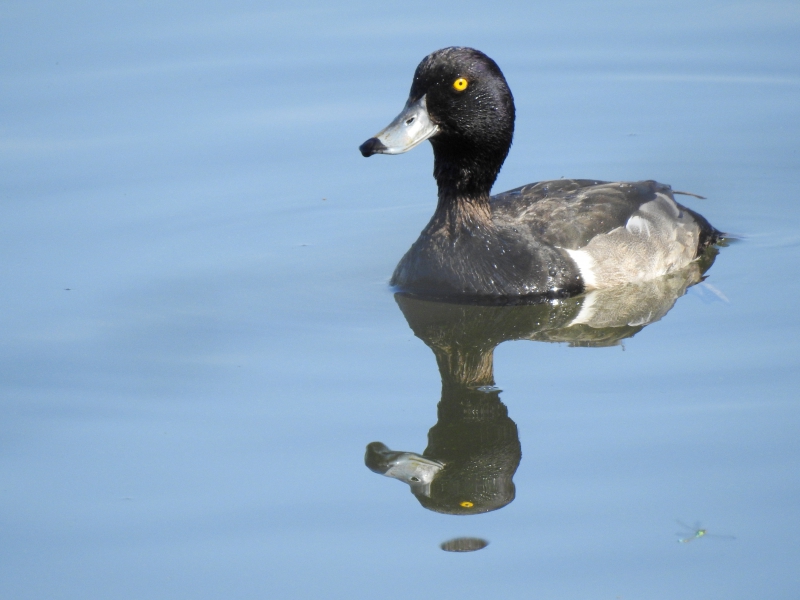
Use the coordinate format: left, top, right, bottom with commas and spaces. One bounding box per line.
360, 47, 515, 200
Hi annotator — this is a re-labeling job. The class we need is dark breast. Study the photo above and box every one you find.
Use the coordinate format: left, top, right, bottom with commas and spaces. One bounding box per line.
390, 218, 583, 300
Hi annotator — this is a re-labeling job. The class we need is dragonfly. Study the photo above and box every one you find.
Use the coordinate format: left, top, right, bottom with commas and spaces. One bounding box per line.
676, 520, 736, 543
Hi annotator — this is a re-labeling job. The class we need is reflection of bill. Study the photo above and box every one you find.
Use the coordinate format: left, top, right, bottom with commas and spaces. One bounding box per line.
365, 442, 444, 498
365, 256, 722, 515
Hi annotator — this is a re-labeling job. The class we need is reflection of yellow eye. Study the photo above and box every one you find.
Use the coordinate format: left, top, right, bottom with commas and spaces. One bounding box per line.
460, 501, 474, 508
453, 77, 468, 92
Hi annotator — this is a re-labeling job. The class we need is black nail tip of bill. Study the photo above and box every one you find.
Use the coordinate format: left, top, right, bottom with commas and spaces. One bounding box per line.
359, 137, 386, 157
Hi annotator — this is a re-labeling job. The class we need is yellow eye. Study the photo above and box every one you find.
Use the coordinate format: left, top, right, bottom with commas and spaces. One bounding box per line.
453, 77, 468, 92
460, 501, 474, 508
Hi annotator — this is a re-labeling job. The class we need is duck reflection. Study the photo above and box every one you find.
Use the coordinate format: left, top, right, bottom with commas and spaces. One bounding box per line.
365, 250, 719, 514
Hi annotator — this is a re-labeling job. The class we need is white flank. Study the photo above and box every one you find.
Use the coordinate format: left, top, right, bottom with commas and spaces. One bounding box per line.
565, 248, 598, 289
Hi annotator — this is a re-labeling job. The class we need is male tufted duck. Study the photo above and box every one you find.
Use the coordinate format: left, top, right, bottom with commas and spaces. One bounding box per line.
360, 47, 721, 301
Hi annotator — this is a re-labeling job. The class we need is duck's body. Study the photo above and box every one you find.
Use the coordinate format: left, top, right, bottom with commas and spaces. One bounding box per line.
360, 47, 720, 301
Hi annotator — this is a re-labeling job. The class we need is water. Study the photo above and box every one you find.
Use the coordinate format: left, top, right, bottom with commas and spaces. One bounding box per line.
2, 1, 799, 598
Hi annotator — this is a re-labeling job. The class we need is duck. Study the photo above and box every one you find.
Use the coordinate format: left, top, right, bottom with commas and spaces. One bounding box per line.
359, 47, 721, 301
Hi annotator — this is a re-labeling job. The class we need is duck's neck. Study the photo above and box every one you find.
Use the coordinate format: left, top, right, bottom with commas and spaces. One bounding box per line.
428, 190, 492, 236
427, 149, 503, 235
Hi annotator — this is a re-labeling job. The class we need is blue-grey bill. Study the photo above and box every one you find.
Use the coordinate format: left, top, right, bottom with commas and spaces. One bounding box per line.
360, 95, 438, 156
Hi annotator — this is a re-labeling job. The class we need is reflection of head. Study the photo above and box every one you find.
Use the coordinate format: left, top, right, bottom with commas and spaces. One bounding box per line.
365, 387, 520, 515
414, 387, 520, 514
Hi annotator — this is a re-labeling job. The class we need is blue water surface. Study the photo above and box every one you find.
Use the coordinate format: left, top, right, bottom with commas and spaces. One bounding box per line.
2, 1, 799, 598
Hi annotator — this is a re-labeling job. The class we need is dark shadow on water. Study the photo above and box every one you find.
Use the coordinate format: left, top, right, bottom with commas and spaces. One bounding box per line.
365, 249, 719, 515
440, 537, 490, 552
